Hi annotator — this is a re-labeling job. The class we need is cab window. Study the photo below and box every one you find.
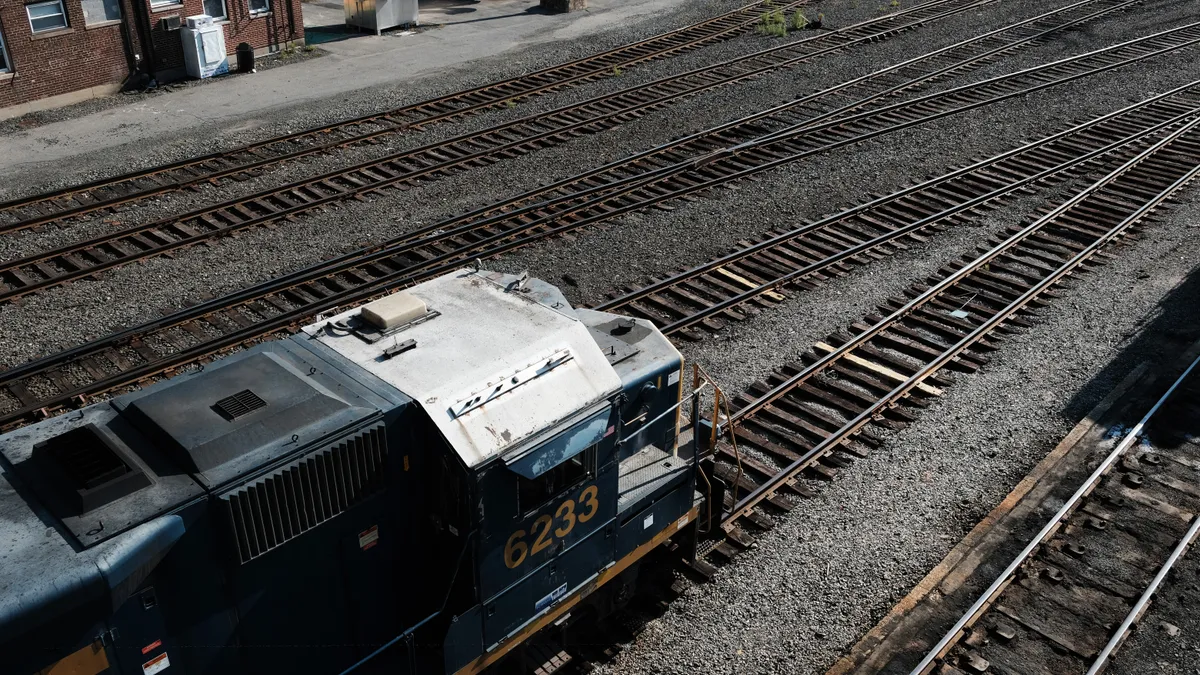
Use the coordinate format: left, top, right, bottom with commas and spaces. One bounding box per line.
517, 445, 595, 515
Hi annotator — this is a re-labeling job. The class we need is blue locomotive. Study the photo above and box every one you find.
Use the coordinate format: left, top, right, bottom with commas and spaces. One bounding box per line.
0, 268, 704, 675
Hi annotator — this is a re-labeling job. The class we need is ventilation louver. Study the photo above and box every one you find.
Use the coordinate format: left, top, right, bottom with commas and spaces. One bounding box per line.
213, 389, 267, 421
223, 425, 388, 564
35, 424, 151, 514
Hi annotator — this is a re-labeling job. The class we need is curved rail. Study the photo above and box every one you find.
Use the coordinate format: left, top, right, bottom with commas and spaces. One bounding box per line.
596, 86, 1200, 338
1, 17, 1196, 430
716, 115, 1200, 530
0, 0, 804, 231
0, 0, 1000, 300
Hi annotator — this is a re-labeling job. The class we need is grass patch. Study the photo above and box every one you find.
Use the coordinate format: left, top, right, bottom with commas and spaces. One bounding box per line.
756, 8, 788, 36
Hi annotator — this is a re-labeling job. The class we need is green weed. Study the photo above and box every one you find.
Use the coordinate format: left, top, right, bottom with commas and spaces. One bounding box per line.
756, 8, 787, 37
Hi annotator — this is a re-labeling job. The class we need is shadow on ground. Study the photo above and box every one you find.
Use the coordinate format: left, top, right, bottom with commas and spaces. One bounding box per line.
1062, 253, 1200, 423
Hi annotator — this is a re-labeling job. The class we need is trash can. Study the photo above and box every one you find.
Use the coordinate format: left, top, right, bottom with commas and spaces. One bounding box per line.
236, 42, 255, 73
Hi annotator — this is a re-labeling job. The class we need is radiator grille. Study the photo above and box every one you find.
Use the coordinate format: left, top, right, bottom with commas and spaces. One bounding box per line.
213, 389, 267, 421
223, 425, 388, 564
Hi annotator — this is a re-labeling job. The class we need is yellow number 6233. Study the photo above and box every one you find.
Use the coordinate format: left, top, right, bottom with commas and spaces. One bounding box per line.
504, 485, 600, 569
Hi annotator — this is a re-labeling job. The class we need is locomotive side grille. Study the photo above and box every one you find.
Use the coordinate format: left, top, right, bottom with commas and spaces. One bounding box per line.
223, 425, 388, 564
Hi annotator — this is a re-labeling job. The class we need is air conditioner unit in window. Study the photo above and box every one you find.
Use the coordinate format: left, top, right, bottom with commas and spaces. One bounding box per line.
160, 15, 181, 30
185, 14, 213, 29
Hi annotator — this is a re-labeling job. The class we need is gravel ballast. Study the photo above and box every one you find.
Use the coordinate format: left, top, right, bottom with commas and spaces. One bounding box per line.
1, 0, 1199, 673
589, 184, 1200, 675
4, 0, 1198, 367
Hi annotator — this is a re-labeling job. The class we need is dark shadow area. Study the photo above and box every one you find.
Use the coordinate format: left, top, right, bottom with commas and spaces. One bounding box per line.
1061, 255, 1200, 424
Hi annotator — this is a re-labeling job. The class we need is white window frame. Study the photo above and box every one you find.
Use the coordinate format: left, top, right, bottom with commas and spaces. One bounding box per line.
201, 0, 227, 20
0, 29, 10, 74
248, 0, 269, 15
26, 0, 69, 33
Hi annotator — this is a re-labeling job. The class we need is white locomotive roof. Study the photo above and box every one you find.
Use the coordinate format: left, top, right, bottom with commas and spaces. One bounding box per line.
303, 269, 622, 468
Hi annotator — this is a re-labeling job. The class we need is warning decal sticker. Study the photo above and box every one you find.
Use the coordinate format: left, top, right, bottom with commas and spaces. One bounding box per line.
359, 525, 380, 551
142, 652, 170, 675
141, 639, 162, 655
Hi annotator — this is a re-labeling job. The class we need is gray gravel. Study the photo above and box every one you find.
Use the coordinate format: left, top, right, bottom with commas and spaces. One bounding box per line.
588, 184, 1200, 675
1, 1, 1200, 673
0, 0, 1104, 258
5, 0, 1197, 367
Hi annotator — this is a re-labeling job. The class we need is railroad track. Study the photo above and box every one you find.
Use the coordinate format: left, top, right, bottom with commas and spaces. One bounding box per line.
910, 351, 1200, 675
595, 84, 1200, 340
0, 0, 1154, 306
0, 0, 1006, 300
0, 0, 807, 232
1, 21, 1196, 430
696, 114, 1200, 566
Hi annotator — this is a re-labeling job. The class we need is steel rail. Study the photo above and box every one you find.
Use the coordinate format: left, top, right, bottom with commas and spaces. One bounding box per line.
379, 0, 1135, 249
414, 0, 1137, 234
0, 1, 1168, 305
1087, 475, 1200, 674
1, 30, 1197, 428
371, 21, 1200, 277
605, 105, 1200, 335
0, 0, 998, 300
720, 114, 1200, 526
0, 0, 974, 235
383, 18, 1200, 265
911, 349, 1200, 675
0, 0, 805, 230
595, 77, 1200, 306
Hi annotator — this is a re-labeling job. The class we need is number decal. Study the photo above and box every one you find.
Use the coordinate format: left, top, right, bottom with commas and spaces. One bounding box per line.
504, 485, 603, 570
530, 515, 554, 556
504, 529, 528, 569
554, 499, 576, 538
578, 485, 599, 523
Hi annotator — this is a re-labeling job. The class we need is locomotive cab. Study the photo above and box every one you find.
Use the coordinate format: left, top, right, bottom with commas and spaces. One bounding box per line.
308, 269, 695, 673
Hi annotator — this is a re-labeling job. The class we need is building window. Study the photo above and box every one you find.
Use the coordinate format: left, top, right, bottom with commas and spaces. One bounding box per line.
202, 0, 226, 20
27, 0, 69, 32
0, 29, 9, 73
248, 0, 269, 14
81, 0, 121, 24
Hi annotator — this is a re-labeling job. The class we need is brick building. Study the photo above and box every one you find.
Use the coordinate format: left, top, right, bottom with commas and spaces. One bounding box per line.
0, 0, 302, 117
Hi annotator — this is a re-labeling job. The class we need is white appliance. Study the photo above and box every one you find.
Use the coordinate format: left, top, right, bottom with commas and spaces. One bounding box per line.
180, 16, 228, 79
185, 14, 212, 28
345, 0, 418, 35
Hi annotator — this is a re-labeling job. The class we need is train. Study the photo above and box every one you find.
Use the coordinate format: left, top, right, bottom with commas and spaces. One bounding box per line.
0, 267, 721, 675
